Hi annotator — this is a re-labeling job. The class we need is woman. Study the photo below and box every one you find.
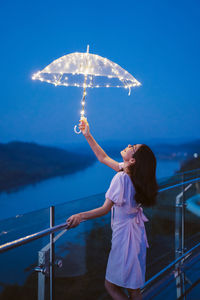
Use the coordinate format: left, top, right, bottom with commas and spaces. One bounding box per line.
67, 119, 158, 300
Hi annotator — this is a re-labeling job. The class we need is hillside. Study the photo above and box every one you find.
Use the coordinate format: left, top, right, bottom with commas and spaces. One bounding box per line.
88, 139, 200, 161
179, 156, 200, 172
0, 141, 96, 193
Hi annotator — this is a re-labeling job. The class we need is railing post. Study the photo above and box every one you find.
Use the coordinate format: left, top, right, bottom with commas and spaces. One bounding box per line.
175, 182, 182, 298
36, 250, 47, 300
181, 174, 186, 255
50, 206, 55, 300
181, 174, 186, 299
175, 174, 187, 299
175, 174, 185, 299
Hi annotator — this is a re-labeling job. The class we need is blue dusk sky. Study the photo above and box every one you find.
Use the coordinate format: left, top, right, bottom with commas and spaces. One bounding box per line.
0, 0, 199, 146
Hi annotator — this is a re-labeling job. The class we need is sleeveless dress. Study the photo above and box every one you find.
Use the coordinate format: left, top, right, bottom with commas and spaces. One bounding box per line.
105, 170, 149, 289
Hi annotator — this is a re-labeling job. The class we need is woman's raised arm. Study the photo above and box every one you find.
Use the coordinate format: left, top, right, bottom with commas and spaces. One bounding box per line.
79, 118, 120, 172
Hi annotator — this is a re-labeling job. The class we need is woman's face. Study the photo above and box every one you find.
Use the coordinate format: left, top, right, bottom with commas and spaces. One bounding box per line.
120, 144, 142, 162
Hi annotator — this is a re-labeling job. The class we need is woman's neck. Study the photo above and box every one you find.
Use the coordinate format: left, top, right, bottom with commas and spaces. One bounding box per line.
123, 161, 131, 174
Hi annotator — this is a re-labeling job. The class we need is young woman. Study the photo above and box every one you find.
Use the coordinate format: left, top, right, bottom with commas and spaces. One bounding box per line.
66, 119, 158, 300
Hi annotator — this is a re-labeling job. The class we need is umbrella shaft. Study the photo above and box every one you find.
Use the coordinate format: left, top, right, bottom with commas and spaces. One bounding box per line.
81, 71, 88, 117
81, 87, 86, 117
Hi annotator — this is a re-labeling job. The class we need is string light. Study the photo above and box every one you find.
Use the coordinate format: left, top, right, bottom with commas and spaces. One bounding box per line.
33, 51, 140, 87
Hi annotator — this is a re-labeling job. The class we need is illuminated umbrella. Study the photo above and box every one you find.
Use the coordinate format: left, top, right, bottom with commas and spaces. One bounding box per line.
32, 45, 141, 134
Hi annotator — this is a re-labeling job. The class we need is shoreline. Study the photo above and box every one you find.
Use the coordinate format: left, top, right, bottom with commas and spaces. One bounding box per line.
0, 159, 96, 195
0, 141, 96, 195
0, 158, 179, 196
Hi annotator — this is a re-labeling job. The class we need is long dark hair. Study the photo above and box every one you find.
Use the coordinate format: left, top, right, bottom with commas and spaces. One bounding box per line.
127, 144, 158, 207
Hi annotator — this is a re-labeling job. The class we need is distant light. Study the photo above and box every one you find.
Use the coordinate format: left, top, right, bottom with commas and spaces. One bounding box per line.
194, 153, 198, 158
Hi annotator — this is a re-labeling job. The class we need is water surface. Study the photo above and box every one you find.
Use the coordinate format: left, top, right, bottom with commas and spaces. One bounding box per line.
0, 158, 180, 220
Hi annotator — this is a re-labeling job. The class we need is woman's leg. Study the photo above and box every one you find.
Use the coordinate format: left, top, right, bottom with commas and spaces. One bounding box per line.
105, 279, 129, 300
127, 288, 142, 300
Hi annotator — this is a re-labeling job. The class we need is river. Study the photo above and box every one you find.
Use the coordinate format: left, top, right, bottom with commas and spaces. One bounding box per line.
0, 158, 180, 221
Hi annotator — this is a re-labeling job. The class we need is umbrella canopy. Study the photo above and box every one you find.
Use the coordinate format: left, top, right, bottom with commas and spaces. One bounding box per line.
32, 46, 141, 133
32, 46, 141, 91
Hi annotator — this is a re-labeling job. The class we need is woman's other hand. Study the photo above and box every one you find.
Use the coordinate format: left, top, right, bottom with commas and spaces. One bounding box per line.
79, 117, 90, 137
66, 214, 82, 229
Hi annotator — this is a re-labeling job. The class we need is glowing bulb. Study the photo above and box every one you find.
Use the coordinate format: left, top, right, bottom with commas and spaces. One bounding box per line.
81, 110, 85, 115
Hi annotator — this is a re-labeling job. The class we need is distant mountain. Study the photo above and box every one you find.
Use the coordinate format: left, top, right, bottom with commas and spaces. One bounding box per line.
105, 139, 200, 161
57, 139, 200, 161
151, 139, 200, 157
179, 156, 200, 172
0, 141, 96, 193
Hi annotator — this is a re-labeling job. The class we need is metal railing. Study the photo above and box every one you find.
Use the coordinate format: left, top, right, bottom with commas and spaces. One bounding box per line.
142, 241, 200, 297
0, 172, 200, 300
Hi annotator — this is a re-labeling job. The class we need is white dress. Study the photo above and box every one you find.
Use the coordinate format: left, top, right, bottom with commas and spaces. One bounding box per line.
105, 169, 149, 289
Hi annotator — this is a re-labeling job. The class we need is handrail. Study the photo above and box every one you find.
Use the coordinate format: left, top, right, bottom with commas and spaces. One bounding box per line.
0, 222, 68, 253
159, 177, 200, 192
142, 241, 200, 289
175, 168, 200, 176
0, 176, 200, 254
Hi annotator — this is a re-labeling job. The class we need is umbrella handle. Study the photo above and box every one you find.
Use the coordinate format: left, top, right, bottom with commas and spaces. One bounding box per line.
74, 116, 87, 135
74, 124, 81, 134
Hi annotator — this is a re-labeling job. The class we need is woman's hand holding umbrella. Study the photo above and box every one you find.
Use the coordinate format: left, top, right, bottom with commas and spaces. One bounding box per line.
79, 117, 90, 137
